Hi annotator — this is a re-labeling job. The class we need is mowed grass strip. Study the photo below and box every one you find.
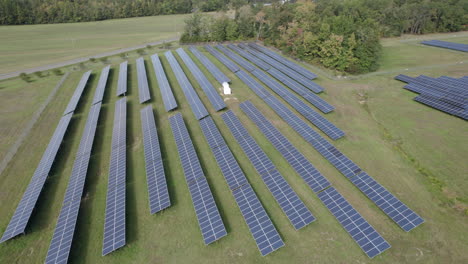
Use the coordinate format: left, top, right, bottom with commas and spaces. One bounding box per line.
0, 36, 467, 263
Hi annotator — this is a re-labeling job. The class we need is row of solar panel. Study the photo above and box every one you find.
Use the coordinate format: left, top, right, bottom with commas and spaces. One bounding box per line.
207, 45, 344, 140
197, 116, 285, 256
205, 47, 424, 234
421, 40, 468, 52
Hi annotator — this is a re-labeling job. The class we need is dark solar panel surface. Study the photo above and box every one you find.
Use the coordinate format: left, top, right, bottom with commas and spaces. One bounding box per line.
92, 65, 110, 104
63, 70, 91, 115
151, 54, 177, 112
117, 61, 128, 96
136, 57, 151, 103
188, 46, 231, 84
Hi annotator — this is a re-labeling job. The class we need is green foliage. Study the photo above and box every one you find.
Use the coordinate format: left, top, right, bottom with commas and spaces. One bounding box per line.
19, 73, 32, 82
33, 71, 44, 78
89, 58, 97, 63
52, 69, 64, 76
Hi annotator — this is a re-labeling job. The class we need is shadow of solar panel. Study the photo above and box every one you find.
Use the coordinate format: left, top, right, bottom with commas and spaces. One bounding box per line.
151, 54, 177, 112
176, 48, 226, 111
351, 172, 425, 232
233, 185, 285, 256
45, 102, 102, 264
136, 57, 151, 103
169, 113, 226, 244
204, 45, 240, 73
63, 70, 91, 115
0, 113, 73, 243
140, 106, 170, 214
247, 43, 318, 80
238, 102, 331, 193
318, 187, 391, 258
117, 61, 128, 96
103, 98, 126, 256
221, 110, 315, 230
189, 46, 231, 85
165, 51, 209, 120
92, 65, 110, 104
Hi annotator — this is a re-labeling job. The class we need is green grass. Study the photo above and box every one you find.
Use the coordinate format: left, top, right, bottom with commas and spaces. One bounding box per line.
0, 14, 189, 74
0, 32, 467, 263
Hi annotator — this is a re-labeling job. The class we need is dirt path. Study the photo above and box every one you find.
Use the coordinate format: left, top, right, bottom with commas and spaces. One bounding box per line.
0, 72, 70, 177
0, 37, 178, 81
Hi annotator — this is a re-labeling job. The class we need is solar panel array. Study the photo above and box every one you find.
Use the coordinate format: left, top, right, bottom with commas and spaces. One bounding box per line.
198, 116, 284, 256
221, 110, 315, 230
204, 45, 240, 73
165, 51, 209, 120
63, 70, 91, 115
238, 44, 324, 94
247, 42, 318, 80
136, 57, 151, 103
117, 61, 128, 96
176, 48, 226, 111
0, 113, 73, 243
45, 102, 103, 264
140, 105, 170, 214
103, 97, 127, 256
227, 44, 334, 114
318, 187, 391, 258
92, 65, 110, 105
239, 101, 391, 258
212, 45, 343, 140
150, 54, 177, 112
240, 100, 424, 232
169, 113, 227, 244
188, 46, 231, 85
421, 40, 468, 52
395, 74, 467, 120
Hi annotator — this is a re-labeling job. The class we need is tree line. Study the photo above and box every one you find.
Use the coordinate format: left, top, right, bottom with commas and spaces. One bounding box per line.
180, 0, 468, 74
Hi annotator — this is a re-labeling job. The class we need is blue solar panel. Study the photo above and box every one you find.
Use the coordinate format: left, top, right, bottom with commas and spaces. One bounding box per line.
0, 113, 73, 243
318, 187, 391, 258
63, 70, 91, 115
198, 116, 284, 255
150, 54, 177, 112
221, 110, 315, 230
117, 61, 128, 96
140, 105, 171, 214
227, 44, 271, 71
45, 102, 102, 264
216, 45, 256, 72
176, 48, 226, 111
169, 113, 227, 244
103, 98, 126, 256
204, 45, 240, 73
92, 65, 110, 104
414, 95, 468, 120
188, 46, 231, 85
247, 42, 318, 80
421, 40, 468, 52
136, 57, 151, 103
165, 51, 209, 120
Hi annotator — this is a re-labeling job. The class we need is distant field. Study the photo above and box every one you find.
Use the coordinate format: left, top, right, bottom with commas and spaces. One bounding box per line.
0, 33, 467, 263
0, 14, 189, 74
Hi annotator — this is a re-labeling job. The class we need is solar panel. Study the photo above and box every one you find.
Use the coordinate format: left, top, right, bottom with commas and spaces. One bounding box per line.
239, 44, 323, 93
226, 44, 334, 114
188, 46, 231, 85
318, 187, 391, 258
240, 100, 424, 232
117, 61, 128, 96
176, 48, 226, 111
247, 43, 318, 80
204, 45, 240, 73
237, 104, 331, 193
221, 110, 315, 230
63, 70, 91, 115
140, 105, 170, 214
216, 45, 256, 72
165, 51, 209, 120
136, 57, 151, 103
45, 102, 102, 264
169, 113, 227, 244
150, 54, 177, 112
102, 98, 127, 256
227, 44, 271, 71
421, 40, 468, 52
233, 184, 285, 256
0, 113, 73, 243
92, 65, 110, 104
198, 116, 284, 255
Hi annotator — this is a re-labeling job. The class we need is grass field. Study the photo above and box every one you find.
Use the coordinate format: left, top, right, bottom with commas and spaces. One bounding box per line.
0, 14, 189, 74
0, 32, 467, 264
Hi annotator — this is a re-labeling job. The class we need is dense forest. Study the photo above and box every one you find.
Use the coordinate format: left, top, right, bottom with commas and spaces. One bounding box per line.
181, 0, 468, 73
0, 0, 260, 25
